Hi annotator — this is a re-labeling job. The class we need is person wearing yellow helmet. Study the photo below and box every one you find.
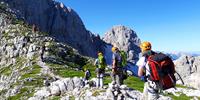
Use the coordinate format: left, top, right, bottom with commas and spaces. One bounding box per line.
111, 46, 124, 86
94, 51, 107, 88
140, 41, 151, 52
112, 47, 118, 52
137, 41, 159, 100
98, 52, 103, 56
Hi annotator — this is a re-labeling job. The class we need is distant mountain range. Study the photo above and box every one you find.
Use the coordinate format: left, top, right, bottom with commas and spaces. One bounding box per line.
165, 51, 200, 60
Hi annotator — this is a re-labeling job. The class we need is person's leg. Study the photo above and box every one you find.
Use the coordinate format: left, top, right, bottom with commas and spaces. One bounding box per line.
120, 70, 124, 85
147, 81, 159, 100
116, 74, 121, 86
143, 82, 148, 100
96, 72, 100, 88
117, 69, 123, 85
111, 72, 116, 84
148, 92, 159, 100
40, 53, 43, 62
100, 73, 104, 88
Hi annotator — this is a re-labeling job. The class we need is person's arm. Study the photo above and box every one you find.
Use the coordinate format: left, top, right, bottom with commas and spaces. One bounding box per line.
136, 57, 146, 77
138, 66, 144, 77
94, 59, 98, 66
112, 54, 116, 73
112, 59, 116, 68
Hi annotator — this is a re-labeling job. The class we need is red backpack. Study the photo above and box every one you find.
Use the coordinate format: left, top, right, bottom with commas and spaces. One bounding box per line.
148, 53, 176, 90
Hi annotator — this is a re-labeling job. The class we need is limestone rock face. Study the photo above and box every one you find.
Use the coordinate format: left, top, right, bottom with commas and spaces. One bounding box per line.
2, 0, 104, 57
174, 55, 200, 89
0, 6, 89, 99
103, 25, 141, 63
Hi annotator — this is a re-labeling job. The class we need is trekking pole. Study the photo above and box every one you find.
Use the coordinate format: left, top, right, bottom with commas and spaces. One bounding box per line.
175, 71, 184, 85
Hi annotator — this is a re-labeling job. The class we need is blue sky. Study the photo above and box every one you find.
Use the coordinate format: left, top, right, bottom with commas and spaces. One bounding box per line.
57, 0, 200, 52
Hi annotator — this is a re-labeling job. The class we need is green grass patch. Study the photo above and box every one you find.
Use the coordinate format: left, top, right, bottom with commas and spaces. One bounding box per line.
176, 84, 189, 89
15, 57, 27, 69
47, 63, 84, 77
0, 89, 7, 96
23, 77, 43, 87
82, 63, 96, 77
39, 31, 49, 36
92, 89, 106, 96
2, 30, 14, 39
92, 90, 100, 96
8, 87, 34, 100
48, 96, 60, 100
104, 76, 112, 85
69, 96, 75, 100
0, 65, 12, 76
9, 64, 44, 99
124, 76, 144, 92
57, 68, 84, 78
0, 3, 7, 10
66, 62, 79, 68
12, 18, 24, 25
165, 92, 193, 100
20, 64, 41, 79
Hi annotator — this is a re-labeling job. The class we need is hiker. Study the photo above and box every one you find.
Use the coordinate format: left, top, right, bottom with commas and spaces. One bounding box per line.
94, 52, 106, 88
40, 44, 45, 62
83, 68, 91, 85
137, 41, 159, 100
120, 50, 128, 80
111, 46, 123, 86
32, 24, 39, 33
137, 41, 176, 100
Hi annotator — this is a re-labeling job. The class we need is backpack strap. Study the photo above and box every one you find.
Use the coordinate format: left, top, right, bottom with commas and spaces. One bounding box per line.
143, 51, 157, 81
142, 56, 148, 82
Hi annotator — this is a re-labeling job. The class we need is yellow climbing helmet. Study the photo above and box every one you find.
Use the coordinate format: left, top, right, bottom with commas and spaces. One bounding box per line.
140, 41, 151, 52
112, 47, 118, 52
98, 52, 103, 56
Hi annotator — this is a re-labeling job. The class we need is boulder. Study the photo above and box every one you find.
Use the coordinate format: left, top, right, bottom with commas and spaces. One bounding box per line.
63, 78, 74, 91
51, 80, 67, 94
50, 85, 60, 96
72, 77, 84, 89
34, 87, 51, 97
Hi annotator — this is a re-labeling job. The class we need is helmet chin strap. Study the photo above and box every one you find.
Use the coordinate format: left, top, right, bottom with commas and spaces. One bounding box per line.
142, 50, 152, 57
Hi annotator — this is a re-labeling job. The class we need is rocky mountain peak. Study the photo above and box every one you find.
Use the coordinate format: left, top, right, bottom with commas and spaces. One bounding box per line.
103, 25, 141, 63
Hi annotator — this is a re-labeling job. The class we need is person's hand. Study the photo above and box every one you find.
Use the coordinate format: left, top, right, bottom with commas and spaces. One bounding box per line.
112, 67, 116, 74
112, 68, 115, 73
127, 70, 132, 76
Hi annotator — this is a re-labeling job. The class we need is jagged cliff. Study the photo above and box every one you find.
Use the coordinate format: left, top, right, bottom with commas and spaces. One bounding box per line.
0, 4, 89, 99
1, 0, 105, 57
